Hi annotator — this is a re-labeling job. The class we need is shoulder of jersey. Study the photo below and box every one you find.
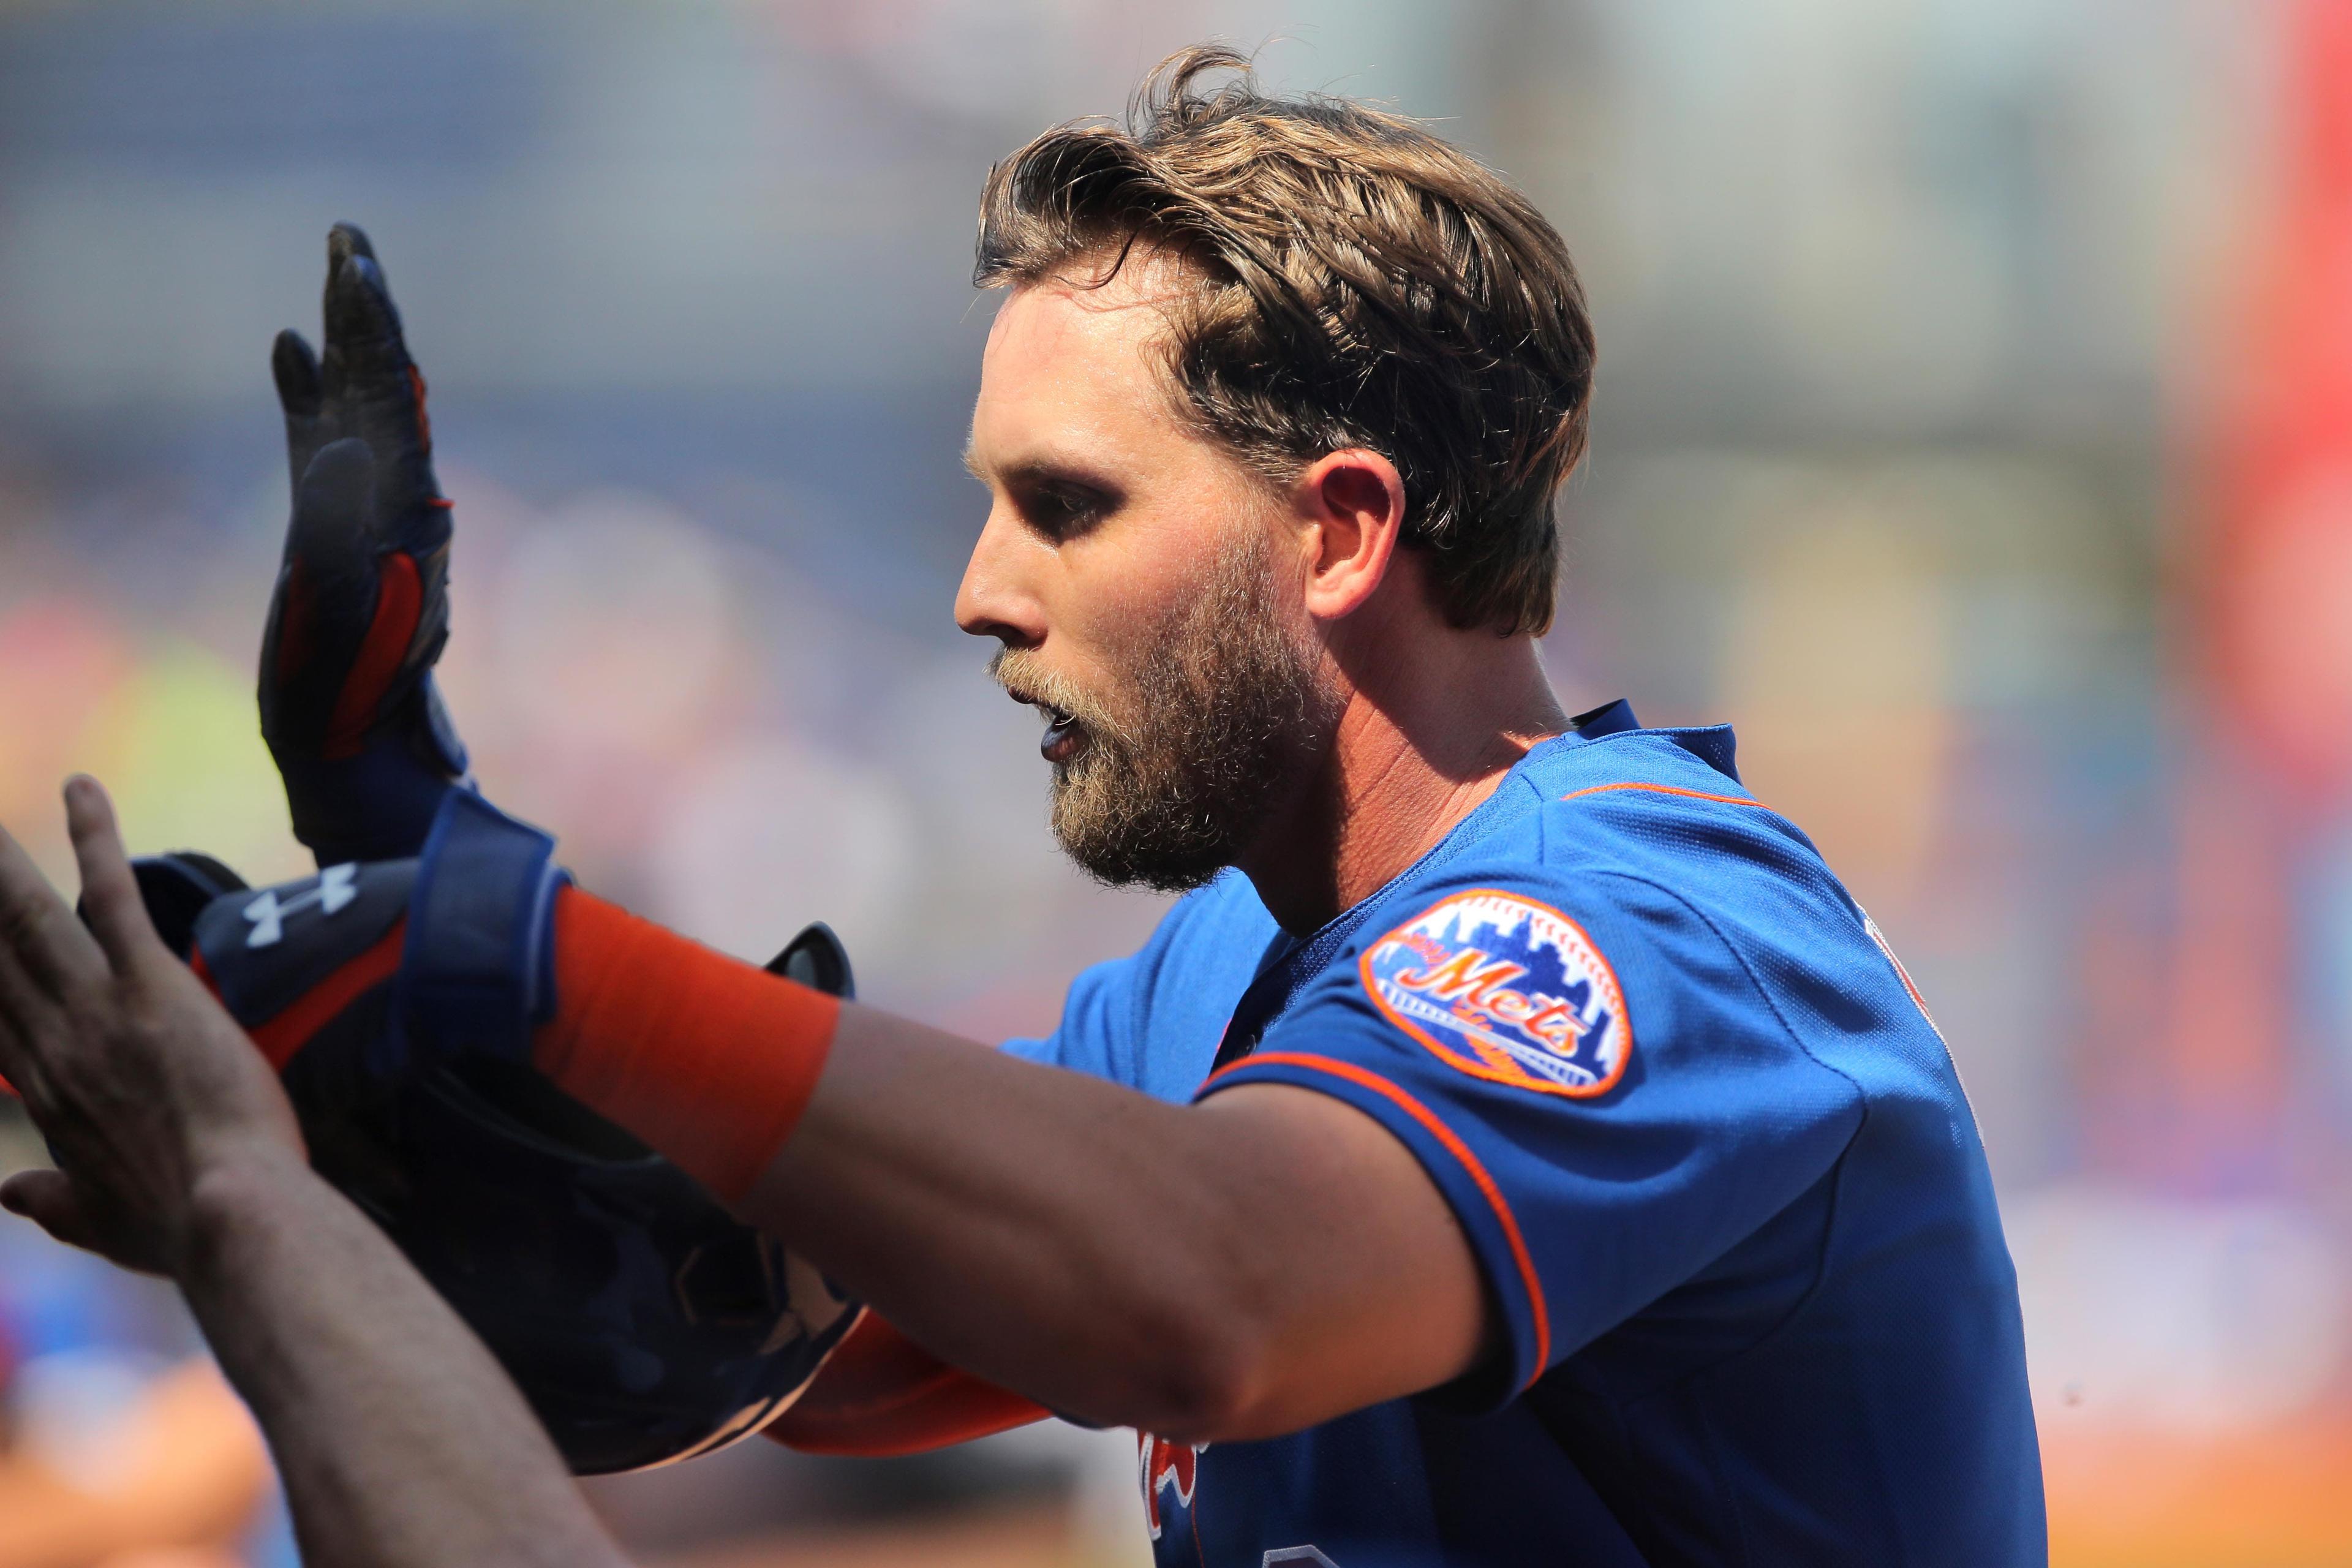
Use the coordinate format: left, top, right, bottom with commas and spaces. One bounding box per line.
1344, 734, 1783, 1101
1523, 733, 1782, 853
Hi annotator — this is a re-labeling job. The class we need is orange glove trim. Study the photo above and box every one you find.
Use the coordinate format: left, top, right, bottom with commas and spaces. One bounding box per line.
764, 1311, 1050, 1457
322, 551, 422, 760
192, 921, 408, 1072
533, 886, 839, 1202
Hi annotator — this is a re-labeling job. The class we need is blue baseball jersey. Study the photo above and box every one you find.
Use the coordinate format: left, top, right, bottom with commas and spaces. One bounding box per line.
1005, 702, 2045, 1567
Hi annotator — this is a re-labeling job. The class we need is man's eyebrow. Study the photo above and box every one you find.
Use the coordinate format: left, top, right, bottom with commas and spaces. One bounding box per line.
982, 456, 1121, 496
961, 442, 988, 482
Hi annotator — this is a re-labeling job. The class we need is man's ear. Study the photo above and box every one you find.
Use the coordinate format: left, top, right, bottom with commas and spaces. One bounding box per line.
1294, 450, 1407, 621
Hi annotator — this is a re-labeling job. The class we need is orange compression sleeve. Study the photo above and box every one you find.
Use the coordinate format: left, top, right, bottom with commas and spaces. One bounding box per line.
764, 1311, 1050, 1457
532, 886, 840, 1202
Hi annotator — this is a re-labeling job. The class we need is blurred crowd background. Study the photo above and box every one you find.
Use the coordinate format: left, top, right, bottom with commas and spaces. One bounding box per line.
0, 1, 2346, 1564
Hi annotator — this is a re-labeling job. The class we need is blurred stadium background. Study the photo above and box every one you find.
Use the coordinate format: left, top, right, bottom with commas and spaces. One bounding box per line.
0, 1, 2347, 1563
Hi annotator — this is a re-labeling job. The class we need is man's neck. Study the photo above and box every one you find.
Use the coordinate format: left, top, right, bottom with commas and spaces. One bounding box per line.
1239, 628, 1571, 935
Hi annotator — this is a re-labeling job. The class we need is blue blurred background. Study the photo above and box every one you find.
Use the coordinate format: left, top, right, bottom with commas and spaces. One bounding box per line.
2, 2, 2350, 1564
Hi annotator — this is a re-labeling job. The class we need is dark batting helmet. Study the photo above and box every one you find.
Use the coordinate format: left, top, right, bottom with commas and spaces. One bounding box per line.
120, 852, 861, 1475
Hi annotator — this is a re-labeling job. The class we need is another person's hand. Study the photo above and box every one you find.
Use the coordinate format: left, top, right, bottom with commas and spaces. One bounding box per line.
0, 779, 305, 1277
261, 222, 470, 866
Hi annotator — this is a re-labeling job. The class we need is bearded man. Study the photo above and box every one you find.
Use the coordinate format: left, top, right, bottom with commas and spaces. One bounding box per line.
0, 47, 2045, 1568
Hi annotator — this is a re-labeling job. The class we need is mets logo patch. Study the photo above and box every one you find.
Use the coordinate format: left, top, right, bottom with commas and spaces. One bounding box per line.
1359, 889, 1631, 1098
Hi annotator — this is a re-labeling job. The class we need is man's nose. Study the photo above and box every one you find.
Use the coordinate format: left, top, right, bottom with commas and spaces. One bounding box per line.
954, 503, 1047, 648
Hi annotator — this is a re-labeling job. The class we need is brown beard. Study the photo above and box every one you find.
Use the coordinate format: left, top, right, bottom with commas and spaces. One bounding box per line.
992, 530, 1338, 892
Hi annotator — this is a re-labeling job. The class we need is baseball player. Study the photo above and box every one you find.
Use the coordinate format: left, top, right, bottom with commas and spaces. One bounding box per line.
0, 47, 2045, 1567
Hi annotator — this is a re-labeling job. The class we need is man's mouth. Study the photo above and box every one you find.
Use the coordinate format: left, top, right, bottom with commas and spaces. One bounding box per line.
1038, 703, 1084, 764
1005, 681, 1087, 764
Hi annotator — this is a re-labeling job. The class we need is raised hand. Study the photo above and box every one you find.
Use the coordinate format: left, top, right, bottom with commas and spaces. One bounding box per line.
260, 224, 470, 867
0, 780, 306, 1278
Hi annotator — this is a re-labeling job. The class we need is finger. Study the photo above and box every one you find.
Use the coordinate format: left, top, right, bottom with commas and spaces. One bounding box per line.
318, 223, 383, 390
291, 436, 383, 567
273, 328, 323, 420
63, 778, 164, 974
0, 1170, 106, 1257
330, 219, 378, 269
116, 853, 247, 960
274, 327, 332, 497
260, 439, 388, 753
0, 937, 56, 1109
0, 815, 105, 995
325, 251, 415, 396
321, 238, 445, 530
0, 947, 30, 1052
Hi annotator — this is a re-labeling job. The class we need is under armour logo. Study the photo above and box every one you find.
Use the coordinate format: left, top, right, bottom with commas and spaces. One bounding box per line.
244, 864, 359, 948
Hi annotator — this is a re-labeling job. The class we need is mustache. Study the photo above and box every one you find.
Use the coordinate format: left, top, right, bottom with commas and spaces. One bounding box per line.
989, 647, 1120, 732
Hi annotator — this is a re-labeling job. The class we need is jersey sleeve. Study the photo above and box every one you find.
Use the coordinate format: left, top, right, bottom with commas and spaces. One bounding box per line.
1002, 869, 1281, 1098
1194, 864, 1864, 1399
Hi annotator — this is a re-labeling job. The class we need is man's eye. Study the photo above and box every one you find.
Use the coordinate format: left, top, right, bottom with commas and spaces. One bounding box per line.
1025, 486, 1106, 540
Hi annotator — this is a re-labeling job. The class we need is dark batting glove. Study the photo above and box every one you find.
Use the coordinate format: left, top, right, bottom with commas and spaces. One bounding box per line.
259, 222, 471, 868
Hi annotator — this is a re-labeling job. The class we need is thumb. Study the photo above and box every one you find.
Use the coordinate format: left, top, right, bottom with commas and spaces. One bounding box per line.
0, 1170, 165, 1276
1, 1168, 99, 1252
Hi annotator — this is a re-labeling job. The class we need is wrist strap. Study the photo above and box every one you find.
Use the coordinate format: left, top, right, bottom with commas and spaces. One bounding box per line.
279, 675, 472, 865
400, 790, 568, 1063
533, 889, 841, 1202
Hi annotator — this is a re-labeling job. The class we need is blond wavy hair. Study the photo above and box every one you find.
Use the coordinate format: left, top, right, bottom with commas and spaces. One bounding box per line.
975, 44, 1596, 636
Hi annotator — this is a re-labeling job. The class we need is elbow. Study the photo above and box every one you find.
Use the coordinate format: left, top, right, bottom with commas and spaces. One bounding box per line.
1150, 1340, 1264, 1446
1087, 1190, 1308, 1441
1110, 1293, 1282, 1444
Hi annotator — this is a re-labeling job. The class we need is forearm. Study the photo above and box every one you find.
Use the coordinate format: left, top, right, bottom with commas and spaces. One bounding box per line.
179, 1145, 628, 1568
527, 889, 1486, 1438
744, 1009, 1479, 1439
755, 1017, 1235, 1428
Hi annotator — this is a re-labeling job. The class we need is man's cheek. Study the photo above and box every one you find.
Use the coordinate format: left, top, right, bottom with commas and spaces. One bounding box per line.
1066, 518, 1205, 630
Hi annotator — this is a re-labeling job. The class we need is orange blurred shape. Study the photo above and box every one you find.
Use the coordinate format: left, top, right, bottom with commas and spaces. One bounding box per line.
2204, 0, 2352, 802
2045, 1411, 2352, 1568
0, 600, 133, 818
0, 1360, 271, 1568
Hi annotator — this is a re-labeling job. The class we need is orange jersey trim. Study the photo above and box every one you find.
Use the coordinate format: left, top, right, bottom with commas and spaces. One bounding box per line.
1201, 1049, 1553, 1384
1558, 781, 1769, 809
409, 366, 435, 455
1882, 940, 1934, 1018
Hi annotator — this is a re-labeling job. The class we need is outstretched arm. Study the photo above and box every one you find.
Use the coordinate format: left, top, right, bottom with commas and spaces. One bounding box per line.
758, 1016, 1489, 1441
0, 783, 627, 1568
533, 888, 1492, 1443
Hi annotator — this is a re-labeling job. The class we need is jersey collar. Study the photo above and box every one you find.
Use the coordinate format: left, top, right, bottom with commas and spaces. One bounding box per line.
1565, 698, 1640, 740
